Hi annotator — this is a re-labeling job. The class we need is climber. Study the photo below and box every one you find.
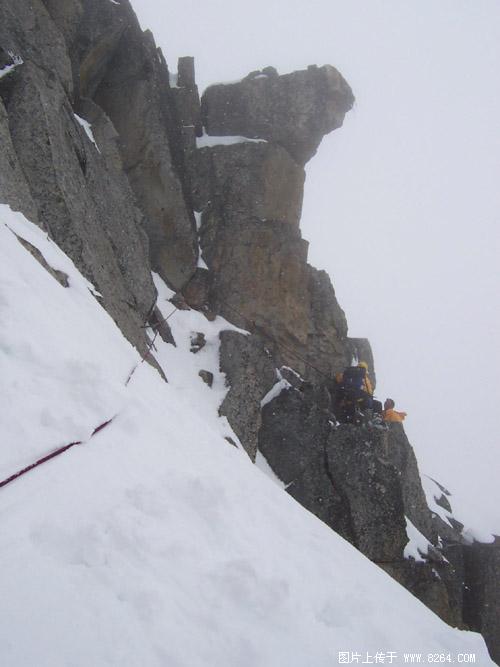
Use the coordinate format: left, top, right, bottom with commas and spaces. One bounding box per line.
333, 361, 382, 424
356, 361, 383, 416
383, 398, 407, 423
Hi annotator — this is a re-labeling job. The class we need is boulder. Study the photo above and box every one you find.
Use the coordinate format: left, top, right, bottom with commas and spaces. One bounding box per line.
201, 64, 354, 165
190, 332, 206, 354
198, 370, 214, 388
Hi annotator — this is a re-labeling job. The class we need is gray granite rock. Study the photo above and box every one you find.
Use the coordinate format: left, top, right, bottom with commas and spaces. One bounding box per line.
201, 64, 354, 165
0, 0, 72, 95
182, 268, 212, 313
305, 265, 351, 380
93, 27, 197, 289
381, 558, 464, 628
463, 541, 500, 664
15, 235, 69, 287
190, 332, 206, 353
5, 62, 156, 356
258, 383, 355, 543
385, 422, 437, 543
170, 56, 203, 153
259, 386, 408, 561
190, 142, 305, 228
326, 425, 408, 561
200, 211, 312, 367
149, 306, 176, 347
41, 0, 132, 101
0, 97, 38, 222
198, 370, 214, 388
219, 331, 276, 460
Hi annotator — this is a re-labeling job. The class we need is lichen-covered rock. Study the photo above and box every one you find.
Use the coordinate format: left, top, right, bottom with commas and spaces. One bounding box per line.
201, 65, 354, 165
219, 331, 276, 460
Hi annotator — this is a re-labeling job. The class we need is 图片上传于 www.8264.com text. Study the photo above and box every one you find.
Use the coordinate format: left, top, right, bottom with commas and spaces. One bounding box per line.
337, 651, 477, 664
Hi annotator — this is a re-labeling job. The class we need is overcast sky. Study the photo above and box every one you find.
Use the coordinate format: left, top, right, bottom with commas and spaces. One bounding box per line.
133, 0, 500, 536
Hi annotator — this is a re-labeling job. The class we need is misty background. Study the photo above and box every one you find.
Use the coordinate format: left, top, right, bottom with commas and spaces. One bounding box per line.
132, 0, 500, 536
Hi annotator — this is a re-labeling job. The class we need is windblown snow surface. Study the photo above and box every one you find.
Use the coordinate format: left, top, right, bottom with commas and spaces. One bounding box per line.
0, 205, 493, 666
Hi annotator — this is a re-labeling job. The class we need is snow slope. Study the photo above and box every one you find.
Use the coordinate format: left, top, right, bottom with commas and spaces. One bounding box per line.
0, 205, 493, 666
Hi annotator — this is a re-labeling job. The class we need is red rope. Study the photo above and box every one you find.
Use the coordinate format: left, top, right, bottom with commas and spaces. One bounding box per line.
0, 302, 178, 491
0, 418, 114, 490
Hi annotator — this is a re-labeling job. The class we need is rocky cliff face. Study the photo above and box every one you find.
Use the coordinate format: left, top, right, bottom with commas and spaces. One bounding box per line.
0, 1, 498, 662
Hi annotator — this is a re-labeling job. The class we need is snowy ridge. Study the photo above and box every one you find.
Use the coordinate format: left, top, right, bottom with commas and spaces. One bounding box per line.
0, 205, 494, 666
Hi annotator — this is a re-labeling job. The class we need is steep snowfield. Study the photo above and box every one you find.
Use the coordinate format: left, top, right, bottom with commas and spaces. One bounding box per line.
0, 205, 493, 666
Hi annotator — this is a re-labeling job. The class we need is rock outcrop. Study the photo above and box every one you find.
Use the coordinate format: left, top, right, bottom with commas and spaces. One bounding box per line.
41, 0, 198, 290
259, 387, 409, 561
219, 331, 276, 460
188, 66, 353, 380
385, 423, 436, 541
201, 65, 354, 165
1, 0, 498, 662
93, 27, 198, 289
464, 541, 500, 664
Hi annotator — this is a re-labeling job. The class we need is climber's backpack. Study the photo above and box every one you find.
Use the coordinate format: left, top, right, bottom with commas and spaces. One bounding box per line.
341, 366, 366, 394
